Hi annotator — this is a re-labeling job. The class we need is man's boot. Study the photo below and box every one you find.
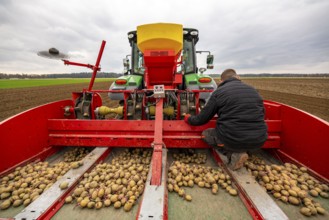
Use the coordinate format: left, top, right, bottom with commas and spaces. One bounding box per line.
230, 152, 248, 170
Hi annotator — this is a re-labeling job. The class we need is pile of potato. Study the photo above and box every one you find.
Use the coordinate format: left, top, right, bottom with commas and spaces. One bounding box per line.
245, 155, 328, 216
0, 148, 90, 210
64, 148, 91, 162
65, 149, 152, 212
172, 150, 207, 164
0, 161, 71, 210
167, 159, 238, 202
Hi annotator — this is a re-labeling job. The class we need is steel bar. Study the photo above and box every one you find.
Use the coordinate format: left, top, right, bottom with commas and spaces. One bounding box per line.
151, 98, 164, 185
88, 40, 106, 91
62, 60, 98, 71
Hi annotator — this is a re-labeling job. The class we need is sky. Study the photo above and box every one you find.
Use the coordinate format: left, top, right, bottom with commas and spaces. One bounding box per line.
0, 0, 329, 75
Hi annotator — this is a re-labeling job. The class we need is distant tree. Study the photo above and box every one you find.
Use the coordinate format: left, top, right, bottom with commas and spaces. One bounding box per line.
1, 72, 328, 79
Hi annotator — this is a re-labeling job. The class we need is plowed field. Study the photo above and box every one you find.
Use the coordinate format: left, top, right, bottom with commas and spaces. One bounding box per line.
0, 81, 118, 122
0, 78, 328, 122
242, 78, 329, 122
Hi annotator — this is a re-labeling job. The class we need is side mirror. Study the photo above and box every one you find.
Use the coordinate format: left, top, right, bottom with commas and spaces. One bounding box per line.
206, 54, 214, 69
199, 67, 207, 74
123, 58, 130, 75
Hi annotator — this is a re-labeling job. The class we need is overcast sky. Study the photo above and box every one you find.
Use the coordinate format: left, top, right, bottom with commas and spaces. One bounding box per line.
1, 0, 329, 74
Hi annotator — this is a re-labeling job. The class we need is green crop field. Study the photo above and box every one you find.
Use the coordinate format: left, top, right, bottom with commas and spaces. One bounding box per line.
0, 78, 115, 89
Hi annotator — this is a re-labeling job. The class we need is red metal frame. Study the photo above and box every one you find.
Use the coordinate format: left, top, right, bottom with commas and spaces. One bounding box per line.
47, 119, 281, 148
0, 100, 73, 173
264, 100, 329, 181
88, 40, 106, 91
62, 40, 106, 91
62, 60, 99, 71
163, 172, 168, 220
151, 99, 164, 185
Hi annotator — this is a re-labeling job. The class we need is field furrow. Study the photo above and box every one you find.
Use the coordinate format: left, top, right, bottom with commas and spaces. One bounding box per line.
0, 78, 328, 122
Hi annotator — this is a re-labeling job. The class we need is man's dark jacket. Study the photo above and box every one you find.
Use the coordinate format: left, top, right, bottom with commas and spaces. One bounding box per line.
188, 77, 268, 151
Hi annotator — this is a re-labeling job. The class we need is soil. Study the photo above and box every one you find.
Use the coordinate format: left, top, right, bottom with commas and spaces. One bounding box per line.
0, 78, 328, 122
242, 78, 329, 122
0, 82, 118, 122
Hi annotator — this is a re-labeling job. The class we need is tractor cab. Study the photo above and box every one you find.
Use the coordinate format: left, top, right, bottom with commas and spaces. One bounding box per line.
126, 28, 200, 76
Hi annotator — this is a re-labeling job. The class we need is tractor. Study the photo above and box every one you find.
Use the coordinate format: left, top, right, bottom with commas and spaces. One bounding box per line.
107, 25, 216, 121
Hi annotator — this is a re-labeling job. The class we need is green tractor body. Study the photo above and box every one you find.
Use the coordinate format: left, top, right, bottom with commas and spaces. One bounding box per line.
109, 28, 216, 101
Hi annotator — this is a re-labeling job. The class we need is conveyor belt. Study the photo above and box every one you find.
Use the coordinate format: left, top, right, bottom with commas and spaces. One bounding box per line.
167, 149, 252, 220
14, 148, 109, 220
214, 150, 288, 220
1, 148, 328, 220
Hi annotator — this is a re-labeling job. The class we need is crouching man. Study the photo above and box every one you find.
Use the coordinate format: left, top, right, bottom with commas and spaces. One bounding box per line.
184, 69, 267, 170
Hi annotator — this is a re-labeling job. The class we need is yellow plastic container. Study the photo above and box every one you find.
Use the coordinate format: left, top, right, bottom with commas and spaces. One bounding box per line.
137, 23, 183, 55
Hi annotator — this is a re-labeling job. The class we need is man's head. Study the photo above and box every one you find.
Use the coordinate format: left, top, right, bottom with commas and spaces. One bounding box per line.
221, 69, 239, 81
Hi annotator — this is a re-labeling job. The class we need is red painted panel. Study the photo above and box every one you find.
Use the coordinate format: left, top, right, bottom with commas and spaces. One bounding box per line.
274, 101, 329, 180
151, 98, 163, 185
264, 100, 282, 120
0, 100, 73, 173
144, 50, 177, 86
48, 119, 281, 132
48, 135, 210, 148
47, 120, 281, 148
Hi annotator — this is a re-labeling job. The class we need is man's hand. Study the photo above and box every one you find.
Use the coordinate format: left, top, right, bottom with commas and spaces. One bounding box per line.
184, 114, 191, 124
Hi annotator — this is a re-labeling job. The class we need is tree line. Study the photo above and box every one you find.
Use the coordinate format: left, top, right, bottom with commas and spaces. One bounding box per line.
1, 72, 328, 79
0, 72, 123, 79
208, 73, 329, 78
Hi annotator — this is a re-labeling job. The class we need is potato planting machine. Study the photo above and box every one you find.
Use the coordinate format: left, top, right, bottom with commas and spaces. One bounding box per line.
0, 23, 328, 220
